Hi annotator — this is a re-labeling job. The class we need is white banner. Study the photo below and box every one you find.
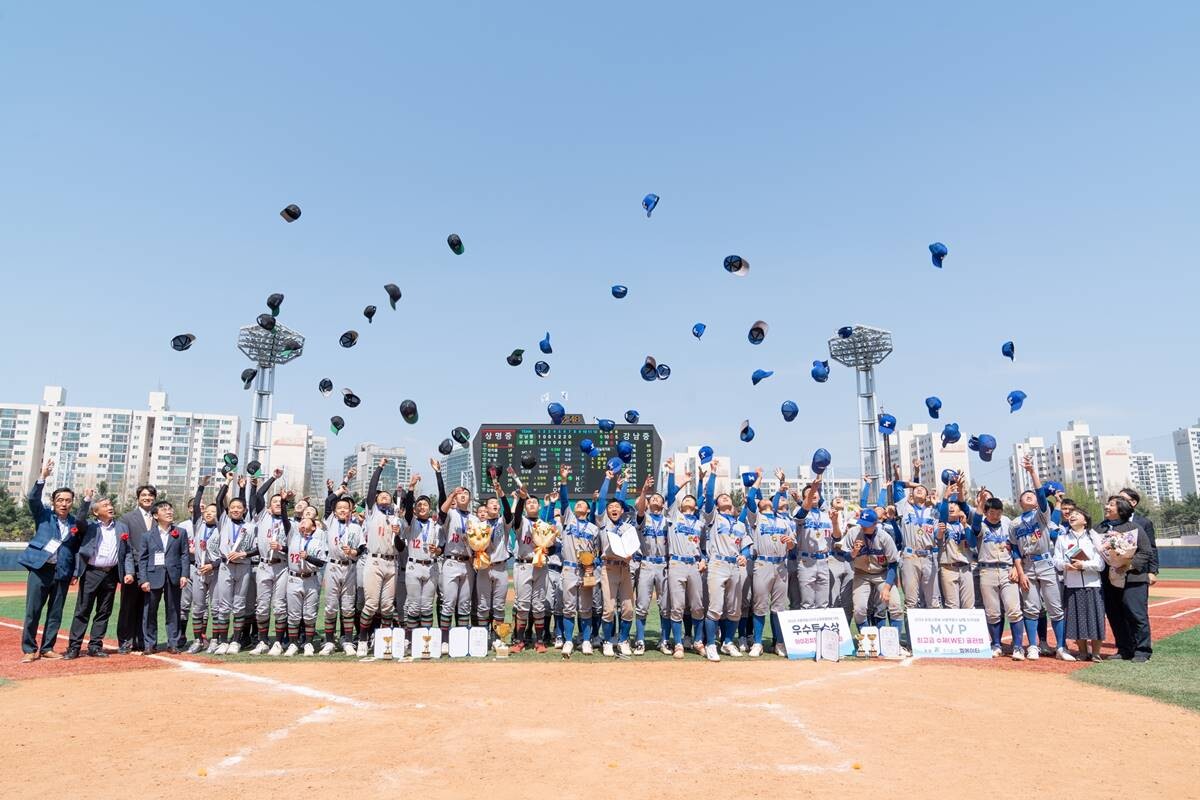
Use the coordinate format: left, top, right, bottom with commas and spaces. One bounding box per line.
777, 609, 855, 660
906, 608, 992, 659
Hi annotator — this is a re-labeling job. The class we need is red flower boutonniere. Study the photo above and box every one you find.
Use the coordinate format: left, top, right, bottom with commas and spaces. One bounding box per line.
69, 526, 79, 537
170, 528, 180, 538
120, 532, 130, 542
199, 540, 206, 550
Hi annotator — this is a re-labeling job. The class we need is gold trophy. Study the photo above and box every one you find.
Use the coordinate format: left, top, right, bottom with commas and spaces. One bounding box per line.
494, 622, 512, 659
865, 628, 879, 658
381, 628, 394, 657
579, 551, 597, 588
855, 632, 866, 658
420, 631, 432, 660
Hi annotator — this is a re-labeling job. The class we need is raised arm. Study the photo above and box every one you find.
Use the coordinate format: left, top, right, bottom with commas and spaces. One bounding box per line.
29, 459, 53, 517
432, 459, 448, 519
192, 477, 209, 526
367, 460, 386, 510
634, 475, 653, 517
253, 471, 280, 516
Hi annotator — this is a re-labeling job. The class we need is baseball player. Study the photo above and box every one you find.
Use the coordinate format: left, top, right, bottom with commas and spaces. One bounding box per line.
746, 470, 795, 657
392, 476, 409, 653
401, 467, 442, 649
792, 475, 833, 610
663, 459, 705, 658
633, 474, 671, 655
834, 507, 899, 634
436, 469, 474, 647
507, 479, 550, 653
284, 511, 325, 656
1011, 455, 1069, 660
700, 461, 753, 662
893, 459, 941, 615
249, 469, 289, 656
185, 476, 226, 654
543, 490, 565, 649
477, 477, 513, 646
594, 471, 635, 657
555, 468, 598, 658
966, 494, 1026, 659
210, 479, 252, 654
356, 459, 404, 657
936, 474, 977, 610
320, 478, 362, 655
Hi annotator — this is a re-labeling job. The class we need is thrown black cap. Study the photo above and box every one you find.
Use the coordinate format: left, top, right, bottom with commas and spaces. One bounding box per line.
438, 438, 453, 456
447, 233, 464, 255
330, 416, 345, 435
170, 333, 195, 352
257, 313, 277, 332
384, 284, 402, 309
342, 389, 361, 408
246, 460, 262, 476
520, 453, 537, 470
400, 399, 418, 424
240, 368, 257, 390
363, 305, 376, 324
339, 330, 358, 348
451, 426, 470, 446
319, 378, 333, 396
507, 348, 524, 367
280, 204, 301, 223
266, 293, 285, 316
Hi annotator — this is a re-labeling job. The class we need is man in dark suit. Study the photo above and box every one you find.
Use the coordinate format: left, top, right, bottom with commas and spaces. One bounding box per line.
1120, 488, 1159, 584
18, 459, 86, 662
65, 491, 121, 659
130, 499, 190, 654
116, 484, 157, 653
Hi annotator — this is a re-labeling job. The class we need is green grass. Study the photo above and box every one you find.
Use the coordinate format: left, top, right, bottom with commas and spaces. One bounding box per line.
1072, 626, 1200, 713
1159, 568, 1200, 581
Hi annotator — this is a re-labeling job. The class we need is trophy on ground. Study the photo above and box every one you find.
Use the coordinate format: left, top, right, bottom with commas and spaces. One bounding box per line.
494, 622, 512, 659
420, 629, 433, 660
857, 626, 880, 657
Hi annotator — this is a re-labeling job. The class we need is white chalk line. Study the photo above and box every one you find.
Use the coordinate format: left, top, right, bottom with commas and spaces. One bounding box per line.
212, 706, 338, 774
147, 654, 375, 708
1168, 607, 1200, 620
1149, 598, 1191, 609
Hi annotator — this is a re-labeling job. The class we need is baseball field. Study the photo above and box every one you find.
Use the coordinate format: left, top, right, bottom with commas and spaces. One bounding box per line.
3, 571, 1199, 799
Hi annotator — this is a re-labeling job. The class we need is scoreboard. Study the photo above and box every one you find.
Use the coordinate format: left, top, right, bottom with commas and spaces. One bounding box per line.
473, 423, 661, 499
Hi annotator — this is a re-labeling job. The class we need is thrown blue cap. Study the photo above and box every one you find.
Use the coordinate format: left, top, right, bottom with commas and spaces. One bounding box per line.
547, 402, 565, 425
811, 448, 832, 475
597, 418, 616, 432
539, 332, 552, 354
968, 434, 997, 462
612, 285, 628, 299
929, 241, 948, 268
925, 396, 942, 419
723, 255, 749, 277
837, 326, 854, 339
739, 420, 755, 443
811, 360, 830, 383
781, 400, 799, 422
624, 409, 639, 424
878, 413, 897, 436
607, 457, 624, 473
748, 320, 769, 345
617, 441, 634, 463
741, 471, 757, 488
941, 422, 961, 448
656, 363, 671, 380
751, 369, 774, 386
698, 446, 713, 464
1044, 481, 1065, 496
1002, 341, 1015, 361
1007, 390, 1027, 413
580, 438, 596, 455
640, 356, 658, 382
642, 193, 659, 217
692, 323, 706, 340
534, 361, 550, 377
940, 469, 959, 486
858, 508, 878, 526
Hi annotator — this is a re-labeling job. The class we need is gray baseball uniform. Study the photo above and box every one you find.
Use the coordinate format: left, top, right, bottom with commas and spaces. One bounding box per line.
438, 508, 475, 628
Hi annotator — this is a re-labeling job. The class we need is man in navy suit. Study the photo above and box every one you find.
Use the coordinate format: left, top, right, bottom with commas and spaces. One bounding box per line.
18, 459, 86, 662
116, 484, 157, 653
130, 499, 190, 654
65, 490, 122, 659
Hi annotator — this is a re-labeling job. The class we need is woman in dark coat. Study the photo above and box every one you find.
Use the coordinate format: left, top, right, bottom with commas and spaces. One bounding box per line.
1096, 496, 1154, 662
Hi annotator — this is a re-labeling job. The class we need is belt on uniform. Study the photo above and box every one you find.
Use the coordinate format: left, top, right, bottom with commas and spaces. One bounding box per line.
979, 562, 1011, 569
670, 554, 696, 565
798, 552, 828, 560
755, 555, 785, 564
715, 555, 739, 564
940, 561, 971, 568
265, 557, 283, 565
639, 556, 666, 565
563, 560, 580, 569
408, 558, 433, 566
515, 558, 534, 564
289, 570, 316, 578
1023, 552, 1052, 563
331, 559, 352, 566
903, 547, 938, 557
548, 564, 563, 572
371, 553, 396, 561
445, 554, 469, 562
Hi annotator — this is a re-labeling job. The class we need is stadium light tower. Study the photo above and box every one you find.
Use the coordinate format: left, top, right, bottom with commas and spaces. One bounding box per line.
827, 325, 893, 487
237, 321, 305, 472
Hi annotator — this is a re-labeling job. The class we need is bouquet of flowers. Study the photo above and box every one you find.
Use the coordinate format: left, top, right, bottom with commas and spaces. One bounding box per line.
1097, 528, 1137, 587
467, 517, 493, 570
531, 520, 558, 568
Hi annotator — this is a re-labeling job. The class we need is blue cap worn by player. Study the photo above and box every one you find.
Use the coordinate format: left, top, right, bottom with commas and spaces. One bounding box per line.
642, 193, 659, 217
780, 400, 798, 422
723, 255, 749, 277
751, 369, 773, 386
698, 446, 714, 465
624, 410, 639, 424
878, 414, 897, 436
539, 332, 552, 354
1007, 390, 1027, 413
739, 420, 755, 442
617, 441, 634, 463
1002, 341, 1015, 361
925, 396, 942, 419
692, 323, 706, 340
811, 360, 830, 383
941, 423, 961, 447
534, 361, 550, 377
857, 508, 878, 526
597, 419, 616, 432
748, 320, 768, 345
929, 241, 948, 268
547, 403, 565, 425
811, 448, 832, 475
612, 285, 628, 299
837, 326, 854, 339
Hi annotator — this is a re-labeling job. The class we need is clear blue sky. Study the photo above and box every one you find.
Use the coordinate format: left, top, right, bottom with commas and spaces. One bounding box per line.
2, 2, 1196, 492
